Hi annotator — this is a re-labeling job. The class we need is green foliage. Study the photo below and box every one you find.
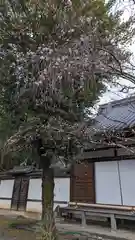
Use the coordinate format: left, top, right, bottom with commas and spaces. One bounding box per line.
0, 0, 134, 168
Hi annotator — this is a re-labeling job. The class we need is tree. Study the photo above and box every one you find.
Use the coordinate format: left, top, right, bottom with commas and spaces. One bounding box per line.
0, 0, 135, 239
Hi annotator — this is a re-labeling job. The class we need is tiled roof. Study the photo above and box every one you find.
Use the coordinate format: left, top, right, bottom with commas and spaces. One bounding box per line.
95, 96, 135, 131
8, 166, 33, 174
6, 165, 70, 177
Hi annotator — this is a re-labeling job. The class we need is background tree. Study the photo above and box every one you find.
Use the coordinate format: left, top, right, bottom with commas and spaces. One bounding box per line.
0, 0, 135, 238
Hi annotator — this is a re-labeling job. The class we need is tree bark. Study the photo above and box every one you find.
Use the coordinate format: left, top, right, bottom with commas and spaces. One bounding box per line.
42, 165, 57, 240
32, 137, 57, 239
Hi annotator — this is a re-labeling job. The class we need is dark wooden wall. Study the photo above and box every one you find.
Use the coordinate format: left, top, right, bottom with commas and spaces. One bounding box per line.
11, 177, 29, 211
70, 162, 95, 203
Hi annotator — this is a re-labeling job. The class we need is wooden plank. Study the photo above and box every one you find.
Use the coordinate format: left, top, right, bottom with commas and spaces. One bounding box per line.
117, 147, 135, 156
69, 202, 135, 211
78, 148, 115, 160
59, 207, 135, 230
11, 178, 21, 210
60, 206, 134, 216
70, 163, 95, 203
18, 177, 29, 211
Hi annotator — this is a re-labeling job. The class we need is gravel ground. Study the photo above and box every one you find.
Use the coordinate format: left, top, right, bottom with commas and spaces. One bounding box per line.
57, 222, 133, 240
0, 210, 133, 240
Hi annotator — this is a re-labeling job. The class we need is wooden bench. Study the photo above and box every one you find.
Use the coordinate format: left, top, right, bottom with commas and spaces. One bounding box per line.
57, 202, 135, 231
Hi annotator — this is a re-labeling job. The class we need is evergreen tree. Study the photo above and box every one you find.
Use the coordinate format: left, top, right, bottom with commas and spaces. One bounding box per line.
0, 0, 135, 238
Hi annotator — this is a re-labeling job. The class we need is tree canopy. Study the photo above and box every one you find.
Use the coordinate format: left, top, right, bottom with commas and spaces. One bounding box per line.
0, 0, 134, 162
0, 1, 135, 235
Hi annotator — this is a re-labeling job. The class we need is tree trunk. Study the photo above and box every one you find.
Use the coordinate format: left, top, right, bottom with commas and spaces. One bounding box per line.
32, 137, 57, 239
42, 165, 57, 240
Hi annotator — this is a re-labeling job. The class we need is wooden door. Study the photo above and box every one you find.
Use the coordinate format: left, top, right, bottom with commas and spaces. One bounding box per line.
11, 177, 29, 211
18, 177, 29, 211
70, 162, 95, 203
11, 178, 21, 210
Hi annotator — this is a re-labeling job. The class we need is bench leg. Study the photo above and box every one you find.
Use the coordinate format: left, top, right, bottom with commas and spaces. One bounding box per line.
54, 211, 57, 218
81, 212, 86, 227
110, 214, 117, 231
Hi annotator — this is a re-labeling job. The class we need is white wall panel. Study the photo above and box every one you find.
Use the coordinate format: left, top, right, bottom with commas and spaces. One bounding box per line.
119, 160, 135, 206
27, 201, 42, 213
95, 161, 122, 205
28, 179, 42, 200
0, 199, 11, 209
27, 178, 70, 213
0, 180, 14, 198
28, 178, 70, 201
54, 178, 70, 202
26, 201, 68, 213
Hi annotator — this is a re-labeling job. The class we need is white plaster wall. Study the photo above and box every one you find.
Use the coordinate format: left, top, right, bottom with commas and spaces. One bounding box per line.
27, 201, 42, 213
95, 161, 122, 205
0, 180, 14, 198
27, 178, 42, 200
27, 178, 70, 212
27, 201, 67, 213
0, 179, 14, 209
54, 178, 70, 202
27, 178, 42, 212
119, 160, 135, 206
0, 199, 11, 209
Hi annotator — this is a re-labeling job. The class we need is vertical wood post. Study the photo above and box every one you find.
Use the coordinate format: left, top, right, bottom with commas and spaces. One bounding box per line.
110, 214, 117, 231
81, 211, 86, 227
